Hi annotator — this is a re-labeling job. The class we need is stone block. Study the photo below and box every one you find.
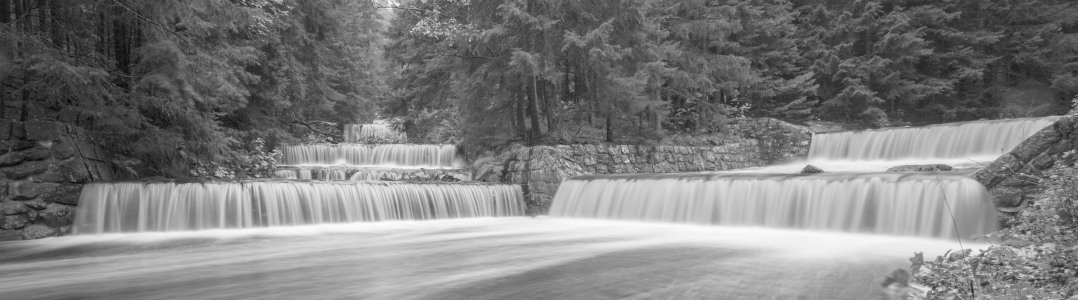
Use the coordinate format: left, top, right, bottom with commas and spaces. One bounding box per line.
21, 224, 57, 239
3, 160, 51, 179
23, 120, 67, 141
30, 170, 68, 183
0, 201, 29, 215
9, 182, 60, 200
50, 137, 78, 159
0, 230, 22, 241
39, 203, 76, 228
0, 120, 10, 140
21, 145, 52, 161
1031, 155, 1056, 170
24, 199, 46, 210
0, 151, 24, 167
0, 214, 29, 230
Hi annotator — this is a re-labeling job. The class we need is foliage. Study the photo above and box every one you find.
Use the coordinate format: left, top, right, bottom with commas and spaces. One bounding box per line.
0, 0, 389, 178
908, 157, 1078, 299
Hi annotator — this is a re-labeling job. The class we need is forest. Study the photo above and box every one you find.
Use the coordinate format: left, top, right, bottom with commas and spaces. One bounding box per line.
1, 0, 1077, 177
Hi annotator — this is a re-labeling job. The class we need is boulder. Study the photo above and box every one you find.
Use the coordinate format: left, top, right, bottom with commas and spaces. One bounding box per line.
39, 204, 77, 228
44, 184, 82, 205
886, 164, 954, 172
3, 160, 51, 179
800, 165, 824, 174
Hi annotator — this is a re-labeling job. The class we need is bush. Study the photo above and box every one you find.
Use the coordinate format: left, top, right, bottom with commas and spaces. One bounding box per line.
905, 156, 1078, 299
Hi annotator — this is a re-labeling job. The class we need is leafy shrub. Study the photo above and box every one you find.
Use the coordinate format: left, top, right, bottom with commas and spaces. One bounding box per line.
906, 156, 1078, 299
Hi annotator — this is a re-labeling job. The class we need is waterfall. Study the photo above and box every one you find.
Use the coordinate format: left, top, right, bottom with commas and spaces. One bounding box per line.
549, 173, 998, 239
808, 116, 1059, 161
280, 144, 460, 168
343, 124, 407, 143
73, 181, 525, 234
273, 167, 471, 181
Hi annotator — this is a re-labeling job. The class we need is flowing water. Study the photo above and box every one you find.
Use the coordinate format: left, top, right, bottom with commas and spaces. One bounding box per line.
280, 144, 460, 168
0, 116, 1058, 299
550, 173, 998, 240
73, 181, 524, 234
0, 218, 986, 300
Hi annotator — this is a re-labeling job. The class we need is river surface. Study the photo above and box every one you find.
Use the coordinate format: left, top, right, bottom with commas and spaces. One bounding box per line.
0, 218, 982, 299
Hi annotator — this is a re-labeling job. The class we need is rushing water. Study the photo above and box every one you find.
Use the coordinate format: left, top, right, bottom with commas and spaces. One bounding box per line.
73, 181, 524, 234
0, 218, 982, 300
274, 167, 471, 181
343, 123, 407, 143
280, 144, 460, 168
550, 173, 998, 240
808, 116, 1059, 161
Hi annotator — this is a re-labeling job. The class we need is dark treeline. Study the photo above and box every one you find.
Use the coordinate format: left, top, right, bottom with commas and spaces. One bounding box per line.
0, 0, 389, 177
386, 0, 1078, 154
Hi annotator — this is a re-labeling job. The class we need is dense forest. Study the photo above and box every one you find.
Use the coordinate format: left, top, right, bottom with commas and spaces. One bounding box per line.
1, 0, 1077, 176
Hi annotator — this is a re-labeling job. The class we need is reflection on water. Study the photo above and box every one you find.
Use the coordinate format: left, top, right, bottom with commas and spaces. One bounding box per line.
0, 218, 982, 299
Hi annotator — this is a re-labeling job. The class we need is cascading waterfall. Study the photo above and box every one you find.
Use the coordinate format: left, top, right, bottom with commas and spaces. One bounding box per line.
273, 167, 471, 181
549, 173, 998, 239
808, 116, 1059, 161
343, 124, 407, 143
73, 181, 524, 234
280, 144, 460, 168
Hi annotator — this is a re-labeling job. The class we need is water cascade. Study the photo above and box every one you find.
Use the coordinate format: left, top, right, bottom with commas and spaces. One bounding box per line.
808, 116, 1059, 161
274, 166, 471, 181
280, 144, 460, 168
550, 173, 998, 239
343, 123, 407, 143
73, 181, 524, 234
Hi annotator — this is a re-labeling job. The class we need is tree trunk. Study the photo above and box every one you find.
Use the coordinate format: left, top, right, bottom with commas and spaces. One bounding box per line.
1, 0, 10, 23
113, 11, 131, 90
528, 75, 542, 145
37, 0, 46, 34
49, 0, 61, 47
13, 0, 22, 30
515, 82, 526, 136
543, 81, 558, 135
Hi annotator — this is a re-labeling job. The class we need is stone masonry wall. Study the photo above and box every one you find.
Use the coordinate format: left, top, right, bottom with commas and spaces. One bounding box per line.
500, 118, 812, 215
1, 120, 114, 241
975, 115, 1078, 213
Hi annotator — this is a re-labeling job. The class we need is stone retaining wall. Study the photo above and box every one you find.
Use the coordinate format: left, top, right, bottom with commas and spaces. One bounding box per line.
1, 120, 113, 240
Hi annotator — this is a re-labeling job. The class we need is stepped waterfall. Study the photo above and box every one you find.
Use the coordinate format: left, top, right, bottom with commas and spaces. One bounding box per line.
6, 117, 1061, 299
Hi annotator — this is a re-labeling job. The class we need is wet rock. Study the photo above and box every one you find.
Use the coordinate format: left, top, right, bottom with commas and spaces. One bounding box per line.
21, 145, 53, 161
24, 199, 47, 210
886, 164, 954, 172
45, 184, 83, 205
0, 152, 24, 167
800, 165, 824, 174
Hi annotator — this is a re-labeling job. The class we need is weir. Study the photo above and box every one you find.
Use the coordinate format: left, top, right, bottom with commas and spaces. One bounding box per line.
549, 173, 998, 239
73, 181, 524, 234
275, 166, 470, 181
280, 144, 460, 168
808, 116, 1059, 161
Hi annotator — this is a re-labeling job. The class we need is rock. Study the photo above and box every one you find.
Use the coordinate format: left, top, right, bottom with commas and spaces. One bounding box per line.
0, 230, 22, 241
22, 120, 67, 141
0, 120, 10, 140
800, 165, 824, 174
21, 224, 57, 239
886, 164, 954, 172
21, 145, 52, 161
0, 152, 24, 167
3, 160, 51, 179
24, 199, 47, 210
0, 214, 29, 230
9, 182, 60, 200
0, 201, 30, 215
39, 203, 76, 228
